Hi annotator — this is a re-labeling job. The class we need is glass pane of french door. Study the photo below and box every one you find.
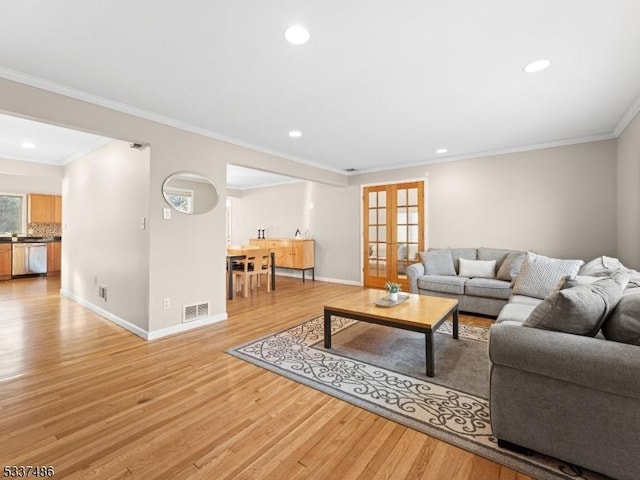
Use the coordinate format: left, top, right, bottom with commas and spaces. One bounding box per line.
396, 185, 421, 281
365, 188, 388, 281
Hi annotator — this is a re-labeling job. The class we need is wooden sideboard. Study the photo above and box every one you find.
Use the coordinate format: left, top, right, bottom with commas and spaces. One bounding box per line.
249, 238, 315, 281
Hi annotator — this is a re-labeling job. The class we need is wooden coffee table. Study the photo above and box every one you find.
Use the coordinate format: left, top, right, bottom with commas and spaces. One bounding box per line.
323, 289, 459, 377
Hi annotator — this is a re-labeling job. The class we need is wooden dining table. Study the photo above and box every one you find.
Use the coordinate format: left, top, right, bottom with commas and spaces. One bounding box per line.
226, 247, 276, 300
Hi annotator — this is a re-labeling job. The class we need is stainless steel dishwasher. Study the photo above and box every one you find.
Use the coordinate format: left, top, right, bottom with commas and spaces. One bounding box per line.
12, 243, 48, 276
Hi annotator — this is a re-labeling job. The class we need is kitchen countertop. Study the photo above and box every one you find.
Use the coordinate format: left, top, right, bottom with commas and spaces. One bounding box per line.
0, 236, 62, 243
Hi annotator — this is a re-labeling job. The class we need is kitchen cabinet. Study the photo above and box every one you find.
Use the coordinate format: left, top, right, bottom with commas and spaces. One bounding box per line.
249, 238, 314, 281
47, 241, 61, 274
0, 244, 11, 280
53, 195, 62, 223
28, 194, 62, 223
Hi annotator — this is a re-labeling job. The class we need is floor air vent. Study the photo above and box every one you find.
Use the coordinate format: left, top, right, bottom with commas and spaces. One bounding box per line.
183, 302, 209, 322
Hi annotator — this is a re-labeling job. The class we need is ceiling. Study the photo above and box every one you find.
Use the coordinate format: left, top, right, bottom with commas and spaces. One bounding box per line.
1, 0, 640, 175
0, 113, 111, 165
0, 113, 297, 189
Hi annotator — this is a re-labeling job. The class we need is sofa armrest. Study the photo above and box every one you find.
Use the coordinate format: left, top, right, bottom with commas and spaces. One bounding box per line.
406, 262, 424, 294
489, 323, 640, 400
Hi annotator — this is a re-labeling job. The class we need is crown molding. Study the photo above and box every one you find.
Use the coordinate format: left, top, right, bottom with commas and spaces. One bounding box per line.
613, 94, 640, 137
349, 133, 617, 177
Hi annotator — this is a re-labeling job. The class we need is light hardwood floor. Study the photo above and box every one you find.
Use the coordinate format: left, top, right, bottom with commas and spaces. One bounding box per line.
0, 276, 532, 479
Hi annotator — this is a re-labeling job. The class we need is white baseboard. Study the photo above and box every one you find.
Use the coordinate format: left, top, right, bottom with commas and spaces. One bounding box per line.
313, 276, 362, 286
274, 271, 361, 286
147, 314, 227, 341
60, 289, 227, 341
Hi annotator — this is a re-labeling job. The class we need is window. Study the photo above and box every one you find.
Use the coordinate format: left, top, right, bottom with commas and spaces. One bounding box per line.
164, 188, 193, 214
0, 193, 26, 234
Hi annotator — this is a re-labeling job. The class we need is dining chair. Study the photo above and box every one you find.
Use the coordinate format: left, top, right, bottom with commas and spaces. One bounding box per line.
233, 248, 271, 298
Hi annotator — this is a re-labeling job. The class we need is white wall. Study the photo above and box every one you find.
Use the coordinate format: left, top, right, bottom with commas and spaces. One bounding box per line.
229, 181, 362, 283
0, 157, 62, 194
617, 112, 640, 269
229, 182, 306, 244
62, 140, 150, 330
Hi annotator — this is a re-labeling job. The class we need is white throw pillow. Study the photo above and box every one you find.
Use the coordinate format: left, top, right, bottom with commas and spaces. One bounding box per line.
513, 252, 584, 299
458, 258, 496, 278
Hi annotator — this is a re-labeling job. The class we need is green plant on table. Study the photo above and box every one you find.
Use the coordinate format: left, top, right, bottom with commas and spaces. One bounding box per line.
384, 281, 401, 293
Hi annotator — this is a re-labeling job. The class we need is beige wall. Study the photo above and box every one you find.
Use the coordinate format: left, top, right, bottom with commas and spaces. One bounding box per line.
353, 140, 617, 260
62, 140, 150, 329
617, 112, 640, 269
231, 140, 618, 283
0, 157, 62, 194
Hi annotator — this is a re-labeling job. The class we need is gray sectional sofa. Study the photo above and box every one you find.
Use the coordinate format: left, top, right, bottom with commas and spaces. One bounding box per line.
489, 256, 640, 480
410, 248, 640, 479
406, 247, 526, 316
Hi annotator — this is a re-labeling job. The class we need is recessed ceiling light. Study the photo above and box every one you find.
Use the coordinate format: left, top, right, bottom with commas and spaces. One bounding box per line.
289, 130, 302, 138
284, 25, 310, 45
21, 141, 36, 149
436, 148, 448, 154
524, 59, 551, 73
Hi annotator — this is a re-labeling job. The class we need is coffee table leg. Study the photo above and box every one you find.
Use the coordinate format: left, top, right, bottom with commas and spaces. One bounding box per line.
426, 331, 434, 377
324, 310, 332, 348
453, 307, 459, 339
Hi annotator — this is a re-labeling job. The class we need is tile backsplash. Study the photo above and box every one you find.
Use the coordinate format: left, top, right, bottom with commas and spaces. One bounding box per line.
28, 223, 62, 237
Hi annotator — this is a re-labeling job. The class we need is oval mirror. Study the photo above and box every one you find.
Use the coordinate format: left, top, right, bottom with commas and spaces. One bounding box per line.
162, 171, 220, 215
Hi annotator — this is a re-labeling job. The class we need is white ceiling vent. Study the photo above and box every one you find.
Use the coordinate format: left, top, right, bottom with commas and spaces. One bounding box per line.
183, 302, 209, 322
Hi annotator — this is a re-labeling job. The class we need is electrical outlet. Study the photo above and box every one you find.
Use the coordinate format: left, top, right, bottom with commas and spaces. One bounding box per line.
163, 298, 171, 309
98, 286, 107, 302
163, 208, 171, 220
140, 217, 146, 230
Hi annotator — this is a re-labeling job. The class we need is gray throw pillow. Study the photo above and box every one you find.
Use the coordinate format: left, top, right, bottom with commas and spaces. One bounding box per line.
421, 249, 456, 276
523, 271, 629, 336
496, 251, 525, 281
512, 252, 584, 299
601, 291, 640, 345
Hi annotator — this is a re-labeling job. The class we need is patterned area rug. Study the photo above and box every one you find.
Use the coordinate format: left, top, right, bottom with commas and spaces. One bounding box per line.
228, 316, 609, 480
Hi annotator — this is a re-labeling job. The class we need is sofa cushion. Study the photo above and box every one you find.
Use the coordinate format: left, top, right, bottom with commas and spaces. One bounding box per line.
459, 258, 496, 279
417, 275, 468, 295
523, 271, 629, 336
509, 295, 544, 307
478, 247, 513, 271
579, 255, 640, 288
465, 278, 512, 300
512, 252, 584, 299
601, 290, 640, 345
579, 255, 624, 276
496, 303, 536, 324
421, 249, 456, 276
449, 248, 477, 274
496, 251, 526, 282
561, 275, 599, 289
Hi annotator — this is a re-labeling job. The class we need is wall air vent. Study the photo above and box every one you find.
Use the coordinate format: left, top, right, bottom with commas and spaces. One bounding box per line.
183, 302, 210, 322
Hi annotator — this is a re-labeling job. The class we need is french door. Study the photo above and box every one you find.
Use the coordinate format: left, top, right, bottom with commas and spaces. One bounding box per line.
363, 181, 425, 290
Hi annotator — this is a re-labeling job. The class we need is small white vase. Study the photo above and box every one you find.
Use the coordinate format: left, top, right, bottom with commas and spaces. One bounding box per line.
389, 292, 399, 302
